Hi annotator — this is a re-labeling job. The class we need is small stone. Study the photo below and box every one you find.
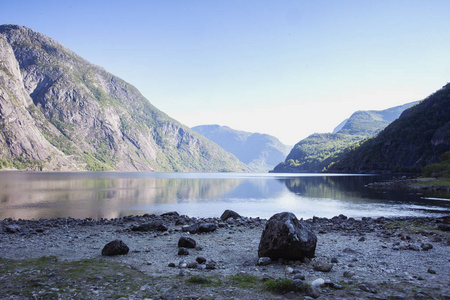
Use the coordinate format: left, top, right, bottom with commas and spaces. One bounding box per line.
311, 278, 325, 287
206, 260, 217, 270
5, 224, 21, 233
196, 256, 207, 264
313, 260, 333, 272
331, 257, 339, 263
305, 286, 321, 298
359, 283, 377, 294
421, 243, 433, 251
178, 236, 196, 248
168, 262, 176, 268
285, 266, 294, 274
292, 279, 305, 288
293, 273, 306, 280
257, 257, 272, 266
199, 223, 218, 233
178, 247, 189, 255
187, 262, 198, 268
358, 237, 366, 242
343, 271, 355, 278
408, 244, 421, 251
427, 268, 436, 274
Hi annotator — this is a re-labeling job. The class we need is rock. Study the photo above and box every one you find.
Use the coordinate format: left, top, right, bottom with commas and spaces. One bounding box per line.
331, 257, 339, 263
305, 286, 321, 298
220, 210, 241, 221
258, 212, 317, 260
427, 268, 436, 274
178, 247, 189, 255
131, 221, 168, 232
178, 236, 196, 248
359, 283, 377, 294
437, 224, 450, 231
421, 243, 433, 251
343, 271, 355, 278
187, 262, 198, 268
5, 224, 21, 233
293, 273, 305, 280
101, 240, 129, 256
198, 223, 218, 233
168, 262, 176, 268
342, 247, 358, 254
407, 244, 421, 251
313, 260, 333, 272
161, 211, 179, 217
358, 236, 366, 242
311, 278, 325, 286
292, 279, 305, 289
196, 256, 207, 264
206, 260, 217, 270
257, 257, 272, 266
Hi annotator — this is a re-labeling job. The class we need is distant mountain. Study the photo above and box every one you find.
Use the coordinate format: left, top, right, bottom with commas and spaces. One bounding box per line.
192, 125, 290, 172
328, 84, 450, 173
0, 25, 248, 172
272, 101, 419, 173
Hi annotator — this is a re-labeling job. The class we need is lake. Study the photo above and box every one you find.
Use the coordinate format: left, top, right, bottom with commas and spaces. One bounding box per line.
0, 172, 449, 220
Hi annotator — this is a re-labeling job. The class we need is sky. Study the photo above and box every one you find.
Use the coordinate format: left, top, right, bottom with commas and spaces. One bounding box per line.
2, 0, 450, 145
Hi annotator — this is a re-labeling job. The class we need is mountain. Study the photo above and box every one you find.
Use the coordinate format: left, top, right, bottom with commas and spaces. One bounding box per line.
328, 84, 450, 173
192, 125, 290, 172
271, 101, 419, 173
0, 25, 248, 172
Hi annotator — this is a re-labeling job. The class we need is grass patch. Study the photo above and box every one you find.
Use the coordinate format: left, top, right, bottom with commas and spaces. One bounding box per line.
383, 220, 436, 233
263, 278, 305, 294
413, 177, 450, 188
0, 256, 151, 298
187, 275, 222, 287
229, 273, 261, 289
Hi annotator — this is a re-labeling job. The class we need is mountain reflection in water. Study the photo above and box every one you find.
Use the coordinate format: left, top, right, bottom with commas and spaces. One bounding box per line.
0, 172, 448, 220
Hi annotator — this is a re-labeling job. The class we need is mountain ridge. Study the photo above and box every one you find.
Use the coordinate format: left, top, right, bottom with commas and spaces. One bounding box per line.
0, 24, 248, 172
328, 84, 450, 173
192, 124, 290, 172
272, 101, 419, 173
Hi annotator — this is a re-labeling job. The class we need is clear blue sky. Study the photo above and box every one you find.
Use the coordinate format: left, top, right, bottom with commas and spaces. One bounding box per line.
2, 0, 450, 145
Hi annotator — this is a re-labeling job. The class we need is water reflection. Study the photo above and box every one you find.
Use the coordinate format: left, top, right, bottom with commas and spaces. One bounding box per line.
0, 172, 448, 220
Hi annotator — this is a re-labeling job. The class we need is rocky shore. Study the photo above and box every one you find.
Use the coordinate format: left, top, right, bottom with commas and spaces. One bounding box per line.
1, 212, 449, 299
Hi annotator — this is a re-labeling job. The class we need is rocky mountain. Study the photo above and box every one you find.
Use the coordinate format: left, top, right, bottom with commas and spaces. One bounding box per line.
271, 101, 419, 173
328, 84, 450, 173
192, 125, 290, 172
0, 25, 248, 172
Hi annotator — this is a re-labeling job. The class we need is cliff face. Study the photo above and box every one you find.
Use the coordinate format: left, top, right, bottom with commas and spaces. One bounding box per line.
0, 25, 248, 172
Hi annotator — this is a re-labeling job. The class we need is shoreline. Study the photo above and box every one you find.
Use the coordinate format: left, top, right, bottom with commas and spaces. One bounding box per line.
1, 212, 449, 299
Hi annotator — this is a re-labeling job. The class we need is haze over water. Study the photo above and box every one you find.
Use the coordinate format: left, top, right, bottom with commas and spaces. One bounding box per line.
0, 172, 448, 220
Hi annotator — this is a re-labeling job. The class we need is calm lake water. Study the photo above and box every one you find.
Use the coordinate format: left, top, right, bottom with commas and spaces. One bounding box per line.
0, 172, 449, 220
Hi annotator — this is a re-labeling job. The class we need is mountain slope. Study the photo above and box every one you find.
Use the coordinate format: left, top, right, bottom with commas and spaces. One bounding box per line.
328, 84, 450, 173
272, 101, 419, 173
192, 125, 290, 172
0, 25, 248, 172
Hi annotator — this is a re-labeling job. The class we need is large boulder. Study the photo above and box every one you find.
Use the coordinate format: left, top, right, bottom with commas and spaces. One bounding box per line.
258, 212, 317, 260
220, 209, 241, 221
101, 240, 130, 256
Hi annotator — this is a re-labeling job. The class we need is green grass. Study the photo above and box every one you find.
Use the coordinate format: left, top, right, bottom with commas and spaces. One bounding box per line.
413, 177, 450, 188
263, 278, 306, 294
383, 220, 437, 233
229, 273, 261, 289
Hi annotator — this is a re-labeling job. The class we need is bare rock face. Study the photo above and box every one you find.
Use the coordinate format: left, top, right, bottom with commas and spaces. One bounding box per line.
0, 25, 249, 172
258, 212, 317, 260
